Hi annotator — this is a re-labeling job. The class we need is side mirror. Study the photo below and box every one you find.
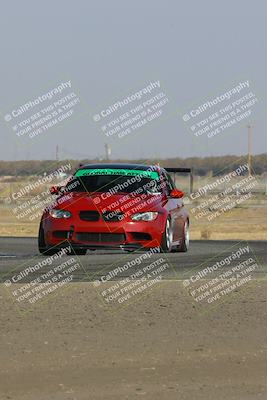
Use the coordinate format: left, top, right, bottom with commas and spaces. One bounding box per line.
170, 189, 184, 199
50, 186, 61, 195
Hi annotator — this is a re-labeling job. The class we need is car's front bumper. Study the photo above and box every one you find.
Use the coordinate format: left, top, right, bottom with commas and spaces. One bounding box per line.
42, 213, 166, 250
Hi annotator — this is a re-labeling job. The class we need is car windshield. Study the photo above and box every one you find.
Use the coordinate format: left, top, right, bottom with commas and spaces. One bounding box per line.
64, 168, 162, 194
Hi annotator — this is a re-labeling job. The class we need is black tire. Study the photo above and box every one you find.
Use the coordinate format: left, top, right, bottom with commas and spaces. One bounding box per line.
177, 220, 189, 252
38, 222, 59, 256
38, 222, 46, 254
160, 217, 173, 253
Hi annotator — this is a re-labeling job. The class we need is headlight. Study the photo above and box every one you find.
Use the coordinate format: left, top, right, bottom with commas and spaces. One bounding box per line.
131, 212, 158, 221
49, 209, 72, 219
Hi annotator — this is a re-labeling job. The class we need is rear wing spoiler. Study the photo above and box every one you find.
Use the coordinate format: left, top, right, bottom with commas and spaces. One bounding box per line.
164, 167, 191, 174
163, 167, 193, 194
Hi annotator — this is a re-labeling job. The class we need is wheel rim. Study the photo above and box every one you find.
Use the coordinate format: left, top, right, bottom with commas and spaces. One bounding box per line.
184, 222, 190, 249
165, 219, 173, 250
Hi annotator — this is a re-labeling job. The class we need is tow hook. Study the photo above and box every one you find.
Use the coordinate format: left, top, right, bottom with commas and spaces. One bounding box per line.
68, 225, 74, 239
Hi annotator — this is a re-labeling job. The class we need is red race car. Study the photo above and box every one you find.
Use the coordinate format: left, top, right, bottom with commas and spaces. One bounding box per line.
38, 163, 190, 255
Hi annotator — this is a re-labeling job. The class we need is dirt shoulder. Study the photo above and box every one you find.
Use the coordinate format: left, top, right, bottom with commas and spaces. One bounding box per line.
0, 281, 267, 400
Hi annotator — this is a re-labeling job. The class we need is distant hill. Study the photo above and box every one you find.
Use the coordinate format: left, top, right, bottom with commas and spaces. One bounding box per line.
0, 154, 266, 176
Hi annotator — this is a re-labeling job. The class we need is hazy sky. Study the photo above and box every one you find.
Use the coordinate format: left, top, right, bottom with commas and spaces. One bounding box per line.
0, 0, 266, 161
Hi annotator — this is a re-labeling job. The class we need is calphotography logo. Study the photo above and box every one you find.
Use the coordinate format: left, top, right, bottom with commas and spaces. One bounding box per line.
182, 242, 264, 312
181, 80, 259, 141
2, 243, 87, 312
5, 162, 73, 222
2, 80, 84, 141
92, 80, 170, 140
91, 245, 176, 311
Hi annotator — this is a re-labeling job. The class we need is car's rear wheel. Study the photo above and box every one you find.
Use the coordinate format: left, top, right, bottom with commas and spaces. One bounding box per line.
160, 218, 173, 253
177, 220, 189, 252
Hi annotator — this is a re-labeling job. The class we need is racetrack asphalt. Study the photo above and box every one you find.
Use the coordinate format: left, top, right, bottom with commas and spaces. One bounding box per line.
0, 237, 266, 282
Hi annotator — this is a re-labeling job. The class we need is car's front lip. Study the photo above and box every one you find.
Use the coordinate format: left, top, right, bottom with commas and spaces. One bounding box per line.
62, 242, 146, 251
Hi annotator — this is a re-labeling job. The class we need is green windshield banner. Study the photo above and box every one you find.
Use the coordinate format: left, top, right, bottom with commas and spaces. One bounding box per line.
75, 168, 159, 180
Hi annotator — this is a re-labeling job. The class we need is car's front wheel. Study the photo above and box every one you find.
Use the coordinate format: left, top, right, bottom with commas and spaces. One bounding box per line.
38, 222, 58, 256
160, 217, 173, 253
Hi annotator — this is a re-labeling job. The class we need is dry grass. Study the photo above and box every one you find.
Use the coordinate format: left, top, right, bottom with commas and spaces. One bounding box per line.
0, 203, 267, 240
0, 205, 39, 237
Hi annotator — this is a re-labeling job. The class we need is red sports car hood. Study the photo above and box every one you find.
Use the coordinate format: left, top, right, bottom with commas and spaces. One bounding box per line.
52, 191, 165, 215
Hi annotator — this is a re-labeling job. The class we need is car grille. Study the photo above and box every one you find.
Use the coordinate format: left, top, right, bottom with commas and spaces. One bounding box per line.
79, 210, 100, 221
76, 232, 126, 243
102, 211, 124, 222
